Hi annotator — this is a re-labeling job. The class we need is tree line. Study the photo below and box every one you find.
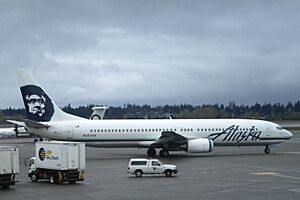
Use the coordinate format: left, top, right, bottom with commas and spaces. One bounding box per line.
1, 101, 300, 124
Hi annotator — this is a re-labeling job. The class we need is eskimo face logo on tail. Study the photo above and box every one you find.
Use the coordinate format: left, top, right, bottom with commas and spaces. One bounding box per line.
26, 94, 46, 116
20, 85, 54, 122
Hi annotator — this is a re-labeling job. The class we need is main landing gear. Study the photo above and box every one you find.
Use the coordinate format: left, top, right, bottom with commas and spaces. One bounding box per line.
264, 145, 271, 154
147, 148, 170, 157
159, 149, 169, 157
147, 148, 156, 157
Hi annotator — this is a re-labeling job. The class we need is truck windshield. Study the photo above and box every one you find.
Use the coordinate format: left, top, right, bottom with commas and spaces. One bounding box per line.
152, 161, 161, 166
29, 159, 34, 166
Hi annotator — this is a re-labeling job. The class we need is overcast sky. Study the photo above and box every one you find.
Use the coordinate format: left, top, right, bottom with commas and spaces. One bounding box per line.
1, 0, 300, 109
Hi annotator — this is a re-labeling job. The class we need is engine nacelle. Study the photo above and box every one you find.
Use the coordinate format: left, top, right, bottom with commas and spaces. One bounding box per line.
182, 138, 214, 153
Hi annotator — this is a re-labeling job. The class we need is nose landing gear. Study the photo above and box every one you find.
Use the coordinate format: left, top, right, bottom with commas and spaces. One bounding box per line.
264, 145, 271, 154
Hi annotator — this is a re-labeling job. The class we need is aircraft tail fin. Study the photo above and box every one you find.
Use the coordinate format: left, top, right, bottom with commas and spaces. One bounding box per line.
16, 70, 85, 122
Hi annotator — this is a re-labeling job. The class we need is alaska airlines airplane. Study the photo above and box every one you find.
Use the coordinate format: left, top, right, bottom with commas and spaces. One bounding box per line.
8, 70, 293, 157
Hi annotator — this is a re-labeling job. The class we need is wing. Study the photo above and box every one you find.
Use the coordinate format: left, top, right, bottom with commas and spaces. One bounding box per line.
151, 131, 188, 148
7, 119, 49, 129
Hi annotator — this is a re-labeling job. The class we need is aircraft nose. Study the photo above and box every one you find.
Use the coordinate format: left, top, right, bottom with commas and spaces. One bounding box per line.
285, 130, 293, 139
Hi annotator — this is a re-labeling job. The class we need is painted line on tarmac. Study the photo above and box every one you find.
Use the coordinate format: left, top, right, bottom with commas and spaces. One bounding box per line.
250, 172, 300, 180
281, 151, 300, 154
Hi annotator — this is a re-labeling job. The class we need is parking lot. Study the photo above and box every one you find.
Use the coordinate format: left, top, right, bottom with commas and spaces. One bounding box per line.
0, 131, 299, 200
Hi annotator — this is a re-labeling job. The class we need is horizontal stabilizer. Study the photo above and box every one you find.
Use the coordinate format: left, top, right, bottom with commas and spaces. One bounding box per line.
7, 119, 49, 129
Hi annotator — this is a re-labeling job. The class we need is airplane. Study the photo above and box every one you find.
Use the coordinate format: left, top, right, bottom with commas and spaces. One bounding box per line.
7, 70, 293, 157
0, 125, 29, 139
0, 106, 105, 140
90, 106, 107, 120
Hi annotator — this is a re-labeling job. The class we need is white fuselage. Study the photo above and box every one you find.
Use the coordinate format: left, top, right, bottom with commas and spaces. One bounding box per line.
28, 119, 292, 148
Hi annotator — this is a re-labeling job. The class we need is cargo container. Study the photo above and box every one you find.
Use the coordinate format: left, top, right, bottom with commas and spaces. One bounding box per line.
27, 141, 85, 184
0, 146, 19, 188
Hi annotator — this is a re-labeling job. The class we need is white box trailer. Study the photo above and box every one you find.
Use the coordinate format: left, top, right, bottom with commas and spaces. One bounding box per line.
27, 141, 85, 184
0, 146, 19, 188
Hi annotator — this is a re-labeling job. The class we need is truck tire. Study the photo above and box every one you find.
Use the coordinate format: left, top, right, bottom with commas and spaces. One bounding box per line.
31, 174, 38, 182
2, 185, 10, 188
135, 170, 143, 177
69, 180, 76, 184
165, 170, 173, 177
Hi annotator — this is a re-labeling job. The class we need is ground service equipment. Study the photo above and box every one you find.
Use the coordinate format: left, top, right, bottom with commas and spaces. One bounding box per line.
0, 146, 19, 188
27, 141, 85, 184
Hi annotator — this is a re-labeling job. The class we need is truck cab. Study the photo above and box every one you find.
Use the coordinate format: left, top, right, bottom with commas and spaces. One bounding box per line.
27, 157, 38, 182
127, 158, 178, 177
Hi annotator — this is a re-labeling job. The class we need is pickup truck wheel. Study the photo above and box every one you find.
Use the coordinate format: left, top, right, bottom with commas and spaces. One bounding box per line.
31, 174, 38, 182
165, 170, 173, 177
135, 170, 143, 177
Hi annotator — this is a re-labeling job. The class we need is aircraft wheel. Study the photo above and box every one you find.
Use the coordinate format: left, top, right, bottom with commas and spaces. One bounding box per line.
147, 148, 156, 157
159, 149, 169, 157
264, 146, 271, 154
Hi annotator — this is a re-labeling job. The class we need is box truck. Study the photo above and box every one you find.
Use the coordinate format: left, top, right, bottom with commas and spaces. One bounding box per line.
27, 141, 85, 184
0, 146, 19, 188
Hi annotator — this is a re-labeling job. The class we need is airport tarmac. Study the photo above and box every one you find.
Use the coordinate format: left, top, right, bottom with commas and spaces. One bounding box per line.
0, 131, 299, 200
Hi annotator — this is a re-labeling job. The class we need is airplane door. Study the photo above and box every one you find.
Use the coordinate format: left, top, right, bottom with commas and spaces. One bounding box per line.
265, 124, 271, 137
66, 125, 73, 139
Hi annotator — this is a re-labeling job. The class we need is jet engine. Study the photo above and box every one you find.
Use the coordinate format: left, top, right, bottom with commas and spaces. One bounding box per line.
181, 138, 214, 153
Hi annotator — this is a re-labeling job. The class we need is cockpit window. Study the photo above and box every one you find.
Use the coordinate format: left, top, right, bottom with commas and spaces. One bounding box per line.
276, 126, 283, 130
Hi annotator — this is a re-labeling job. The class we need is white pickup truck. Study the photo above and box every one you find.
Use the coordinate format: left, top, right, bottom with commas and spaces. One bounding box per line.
127, 158, 178, 177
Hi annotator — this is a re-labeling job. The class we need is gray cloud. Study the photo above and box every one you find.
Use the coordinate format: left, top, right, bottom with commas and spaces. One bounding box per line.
0, 0, 300, 108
